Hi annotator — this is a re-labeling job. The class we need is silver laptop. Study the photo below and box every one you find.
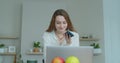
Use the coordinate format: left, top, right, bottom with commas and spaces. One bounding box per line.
45, 46, 93, 63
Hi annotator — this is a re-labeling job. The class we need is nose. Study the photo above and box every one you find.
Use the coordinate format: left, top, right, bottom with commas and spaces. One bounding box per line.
60, 24, 64, 28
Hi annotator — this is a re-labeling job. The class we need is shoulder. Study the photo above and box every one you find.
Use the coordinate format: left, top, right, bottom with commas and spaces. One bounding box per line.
43, 31, 54, 37
43, 31, 51, 35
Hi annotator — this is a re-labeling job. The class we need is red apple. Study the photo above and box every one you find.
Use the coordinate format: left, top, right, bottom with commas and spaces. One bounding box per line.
52, 56, 65, 63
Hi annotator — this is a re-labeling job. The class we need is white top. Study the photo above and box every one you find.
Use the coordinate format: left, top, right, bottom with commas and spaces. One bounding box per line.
43, 31, 80, 47
42, 31, 80, 60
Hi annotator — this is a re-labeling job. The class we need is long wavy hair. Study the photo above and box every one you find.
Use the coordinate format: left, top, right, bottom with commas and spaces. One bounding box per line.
46, 9, 76, 32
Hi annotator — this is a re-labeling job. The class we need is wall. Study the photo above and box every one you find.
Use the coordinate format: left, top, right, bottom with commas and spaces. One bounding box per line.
0, 0, 22, 36
103, 0, 120, 63
0, 0, 104, 63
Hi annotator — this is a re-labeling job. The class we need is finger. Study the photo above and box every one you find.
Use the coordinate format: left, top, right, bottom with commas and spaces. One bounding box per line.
65, 33, 68, 38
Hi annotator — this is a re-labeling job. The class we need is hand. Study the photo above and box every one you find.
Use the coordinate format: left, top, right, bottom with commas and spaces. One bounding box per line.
65, 33, 71, 45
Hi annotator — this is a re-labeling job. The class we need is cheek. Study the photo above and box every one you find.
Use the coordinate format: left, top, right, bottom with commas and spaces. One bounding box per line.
55, 24, 58, 27
65, 24, 68, 28
55, 24, 59, 29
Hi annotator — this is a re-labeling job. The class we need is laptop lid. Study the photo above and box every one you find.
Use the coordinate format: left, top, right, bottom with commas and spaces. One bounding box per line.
45, 46, 93, 63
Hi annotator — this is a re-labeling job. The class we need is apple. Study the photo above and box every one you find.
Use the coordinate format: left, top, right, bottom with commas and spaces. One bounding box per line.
65, 56, 80, 63
52, 56, 65, 63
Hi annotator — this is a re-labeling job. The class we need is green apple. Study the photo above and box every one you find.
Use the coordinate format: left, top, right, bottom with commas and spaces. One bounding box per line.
66, 56, 80, 63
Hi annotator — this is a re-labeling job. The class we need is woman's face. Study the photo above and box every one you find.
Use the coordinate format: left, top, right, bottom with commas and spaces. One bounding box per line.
55, 15, 68, 33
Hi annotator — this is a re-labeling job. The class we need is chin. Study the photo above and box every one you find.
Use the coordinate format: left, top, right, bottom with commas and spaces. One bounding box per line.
60, 31, 66, 33
57, 30, 65, 33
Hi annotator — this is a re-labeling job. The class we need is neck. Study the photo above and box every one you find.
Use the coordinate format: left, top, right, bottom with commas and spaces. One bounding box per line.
55, 31, 65, 40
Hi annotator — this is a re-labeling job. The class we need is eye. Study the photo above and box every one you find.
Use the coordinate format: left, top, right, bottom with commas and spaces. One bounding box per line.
63, 21, 67, 24
56, 21, 61, 24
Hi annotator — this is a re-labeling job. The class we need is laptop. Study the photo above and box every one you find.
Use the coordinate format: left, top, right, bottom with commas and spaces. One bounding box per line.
45, 46, 93, 63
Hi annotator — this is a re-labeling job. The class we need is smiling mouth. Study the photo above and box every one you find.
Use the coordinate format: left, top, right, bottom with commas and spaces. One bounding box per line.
59, 28, 64, 30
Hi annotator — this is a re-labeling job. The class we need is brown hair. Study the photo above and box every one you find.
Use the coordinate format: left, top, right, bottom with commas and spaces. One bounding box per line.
46, 9, 76, 32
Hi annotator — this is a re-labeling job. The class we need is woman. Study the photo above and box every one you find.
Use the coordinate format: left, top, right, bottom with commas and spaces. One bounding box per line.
43, 9, 80, 47
42, 9, 80, 63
